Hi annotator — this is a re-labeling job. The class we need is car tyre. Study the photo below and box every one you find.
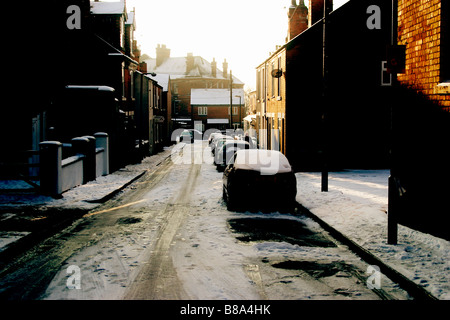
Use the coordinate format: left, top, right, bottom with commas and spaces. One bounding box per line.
225, 186, 237, 211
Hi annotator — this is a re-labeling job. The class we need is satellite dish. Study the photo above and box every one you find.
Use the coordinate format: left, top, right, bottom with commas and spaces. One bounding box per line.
271, 69, 283, 78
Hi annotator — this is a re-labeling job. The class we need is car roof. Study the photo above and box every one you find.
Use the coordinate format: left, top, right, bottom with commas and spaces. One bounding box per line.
233, 149, 292, 174
223, 140, 249, 146
217, 136, 234, 140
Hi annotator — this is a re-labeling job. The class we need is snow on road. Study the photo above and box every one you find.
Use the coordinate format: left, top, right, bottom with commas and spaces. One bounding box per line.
4, 141, 447, 299
42, 143, 412, 300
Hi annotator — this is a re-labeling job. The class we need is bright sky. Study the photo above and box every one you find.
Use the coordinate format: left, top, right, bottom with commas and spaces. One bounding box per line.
121, 0, 349, 90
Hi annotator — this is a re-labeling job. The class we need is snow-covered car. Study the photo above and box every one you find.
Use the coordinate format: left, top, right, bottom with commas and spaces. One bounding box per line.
208, 132, 224, 146
211, 135, 234, 155
214, 140, 250, 171
179, 130, 194, 143
222, 149, 297, 211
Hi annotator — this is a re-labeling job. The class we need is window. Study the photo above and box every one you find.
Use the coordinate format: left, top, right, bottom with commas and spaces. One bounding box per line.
381, 61, 392, 86
277, 56, 282, 97
198, 106, 207, 115
271, 62, 275, 96
228, 107, 238, 115
130, 71, 134, 99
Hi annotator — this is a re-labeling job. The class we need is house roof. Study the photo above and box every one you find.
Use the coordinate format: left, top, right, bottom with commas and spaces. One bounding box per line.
191, 88, 245, 105
144, 56, 244, 84
148, 74, 170, 91
126, 11, 135, 26
90, 1, 126, 15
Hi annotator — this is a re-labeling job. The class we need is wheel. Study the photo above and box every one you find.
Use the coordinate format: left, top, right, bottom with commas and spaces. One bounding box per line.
224, 186, 237, 211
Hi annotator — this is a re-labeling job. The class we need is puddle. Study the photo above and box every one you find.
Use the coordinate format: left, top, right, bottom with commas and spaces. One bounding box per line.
228, 217, 336, 247
271, 260, 355, 278
116, 217, 143, 225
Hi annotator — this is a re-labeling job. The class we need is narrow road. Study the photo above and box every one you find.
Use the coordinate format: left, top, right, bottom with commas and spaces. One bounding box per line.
0, 142, 411, 300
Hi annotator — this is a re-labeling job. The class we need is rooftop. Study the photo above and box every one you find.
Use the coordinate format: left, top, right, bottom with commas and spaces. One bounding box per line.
90, 0, 126, 15
144, 56, 244, 84
191, 88, 244, 105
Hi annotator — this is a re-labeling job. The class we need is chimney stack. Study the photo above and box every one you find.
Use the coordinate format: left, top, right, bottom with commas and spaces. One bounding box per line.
287, 0, 308, 41
308, 0, 333, 27
211, 58, 217, 78
186, 53, 194, 74
222, 59, 228, 79
156, 44, 170, 67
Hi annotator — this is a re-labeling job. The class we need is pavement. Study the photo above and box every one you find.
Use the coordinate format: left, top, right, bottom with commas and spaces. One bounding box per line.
0, 144, 446, 300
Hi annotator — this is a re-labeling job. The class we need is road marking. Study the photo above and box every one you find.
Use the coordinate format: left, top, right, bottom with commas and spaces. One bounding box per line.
83, 200, 146, 217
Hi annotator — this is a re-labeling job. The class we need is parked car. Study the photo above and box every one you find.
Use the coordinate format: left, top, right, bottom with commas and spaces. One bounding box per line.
208, 132, 223, 146
222, 149, 297, 211
211, 135, 234, 155
179, 130, 194, 143
214, 140, 250, 171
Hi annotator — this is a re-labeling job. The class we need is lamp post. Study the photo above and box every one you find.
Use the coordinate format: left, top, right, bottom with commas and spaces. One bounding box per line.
321, 0, 332, 192
229, 70, 233, 130
388, 0, 399, 245
235, 95, 242, 129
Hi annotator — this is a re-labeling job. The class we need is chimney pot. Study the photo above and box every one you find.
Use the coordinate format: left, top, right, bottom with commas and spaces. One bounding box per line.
222, 59, 228, 78
156, 44, 170, 67
211, 58, 217, 78
186, 53, 194, 74
288, 0, 308, 41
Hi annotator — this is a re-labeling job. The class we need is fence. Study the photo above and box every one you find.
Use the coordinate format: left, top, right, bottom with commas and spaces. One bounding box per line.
40, 132, 109, 197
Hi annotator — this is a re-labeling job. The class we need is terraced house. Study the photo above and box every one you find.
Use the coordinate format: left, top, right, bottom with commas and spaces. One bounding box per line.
256, 0, 449, 171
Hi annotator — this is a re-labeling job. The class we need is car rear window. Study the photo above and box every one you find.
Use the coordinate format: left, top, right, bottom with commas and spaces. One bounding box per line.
233, 150, 292, 175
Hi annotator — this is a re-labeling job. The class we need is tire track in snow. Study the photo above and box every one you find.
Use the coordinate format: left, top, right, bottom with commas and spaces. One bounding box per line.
124, 163, 201, 299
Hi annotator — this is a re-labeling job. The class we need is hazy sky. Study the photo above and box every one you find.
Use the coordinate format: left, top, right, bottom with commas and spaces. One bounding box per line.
121, 0, 349, 90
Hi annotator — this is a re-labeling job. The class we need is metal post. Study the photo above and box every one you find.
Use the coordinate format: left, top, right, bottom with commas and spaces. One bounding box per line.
235, 95, 242, 129
230, 70, 233, 129
388, 0, 399, 245
321, 0, 332, 192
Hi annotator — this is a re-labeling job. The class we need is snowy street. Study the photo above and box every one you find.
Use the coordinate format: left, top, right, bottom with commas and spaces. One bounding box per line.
0, 142, 412, 300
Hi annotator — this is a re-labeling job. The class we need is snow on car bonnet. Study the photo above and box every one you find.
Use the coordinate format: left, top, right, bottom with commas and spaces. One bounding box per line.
233, 150, 292, 175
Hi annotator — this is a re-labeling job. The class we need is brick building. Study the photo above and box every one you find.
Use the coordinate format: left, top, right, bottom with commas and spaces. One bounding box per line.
144, 45, 244, 131
190, 88, 245, 131
397, 0, 450, 110
257, 0, 395, 169
1, 0, 159, 178
255, 0, 450, 237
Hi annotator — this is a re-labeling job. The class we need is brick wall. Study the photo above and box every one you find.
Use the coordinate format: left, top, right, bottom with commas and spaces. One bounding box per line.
398, 0, 450, 109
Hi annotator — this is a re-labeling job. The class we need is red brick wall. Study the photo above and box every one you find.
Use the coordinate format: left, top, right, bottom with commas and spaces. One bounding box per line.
398, 0, 450, 108
288, 2, 308, 41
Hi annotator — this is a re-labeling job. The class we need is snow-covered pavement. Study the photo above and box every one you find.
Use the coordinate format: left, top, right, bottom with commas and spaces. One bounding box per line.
296, 170, 450, 300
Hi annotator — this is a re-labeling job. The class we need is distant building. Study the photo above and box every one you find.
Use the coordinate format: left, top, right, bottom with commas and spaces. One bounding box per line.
190, 88, 245, 131
144, 45, 244, 131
